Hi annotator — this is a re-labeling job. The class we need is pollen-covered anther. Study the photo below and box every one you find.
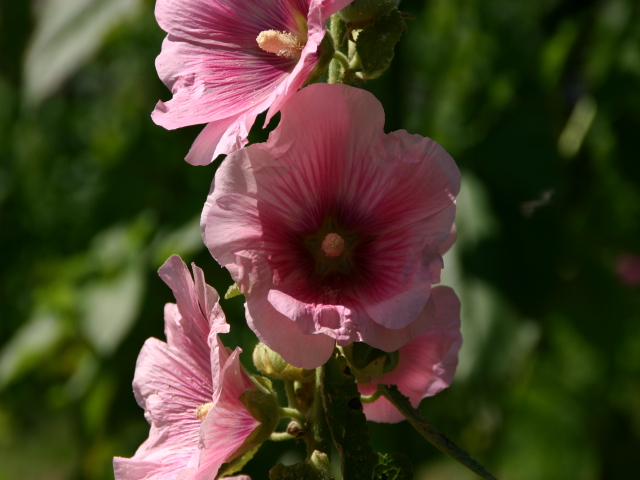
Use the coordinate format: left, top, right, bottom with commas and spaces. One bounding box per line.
256, 30, 304, 59
321, 233, 346, 258
195, 402, 213, 421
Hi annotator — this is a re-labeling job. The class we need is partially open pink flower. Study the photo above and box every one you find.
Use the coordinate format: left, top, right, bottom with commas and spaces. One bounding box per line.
201, 83, 460, 369
113, 255, 261, 480
153, 0, 353, 165
357, 286, 462, 423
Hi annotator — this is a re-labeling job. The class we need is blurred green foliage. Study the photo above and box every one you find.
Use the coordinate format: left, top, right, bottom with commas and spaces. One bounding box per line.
1, 0, 639, 479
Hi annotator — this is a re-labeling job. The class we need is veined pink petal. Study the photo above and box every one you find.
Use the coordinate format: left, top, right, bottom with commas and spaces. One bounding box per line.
202, 84, 460, 368
246, 286, 337, 369
360, 287, 462, 423
195, 350, 260, 480
153, 0, 352, 163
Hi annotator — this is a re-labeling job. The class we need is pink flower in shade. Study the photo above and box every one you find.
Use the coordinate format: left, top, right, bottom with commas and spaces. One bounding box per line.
113, 255, 265, 480
153, 0, 354, 165
615, 253, 640, 286
357, 286, 462, 423
201, 83, 460, 369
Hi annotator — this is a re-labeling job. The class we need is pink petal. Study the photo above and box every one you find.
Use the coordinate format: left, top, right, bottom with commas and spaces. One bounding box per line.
124, 337, 210, 475
159, 256, 227, 370
246, 288, 336, 369
195, 350, 260, 480
355, 293, 436, 352
361, 287, 462, 423
321, 0, 355, 17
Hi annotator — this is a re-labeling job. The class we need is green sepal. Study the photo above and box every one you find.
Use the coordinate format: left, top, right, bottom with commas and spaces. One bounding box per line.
304, 32, 335, 85
224, 283, 242, 299
355, 8, 406, 79
217, 445, 260, 478
373, 452, 414, 480
321, 350, 377, 480
342, 343, 399, 377
238, 376, 280, 449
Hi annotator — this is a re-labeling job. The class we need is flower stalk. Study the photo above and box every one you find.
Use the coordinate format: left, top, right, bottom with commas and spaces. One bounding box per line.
306, 367, 333, 460
379, 384, 498, 480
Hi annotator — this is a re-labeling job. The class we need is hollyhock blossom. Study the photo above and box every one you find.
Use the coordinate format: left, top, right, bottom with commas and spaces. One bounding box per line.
357, 286, 462, 423
153, 0, 353, 165
113, 255, 269, 480
201, 83, 460, 369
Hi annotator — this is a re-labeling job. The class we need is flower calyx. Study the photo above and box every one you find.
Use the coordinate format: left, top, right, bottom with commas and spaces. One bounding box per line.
341, 342, 400, 380
253, 342, 315, 382
234, 375, 280, 457
304, 32, 336, 85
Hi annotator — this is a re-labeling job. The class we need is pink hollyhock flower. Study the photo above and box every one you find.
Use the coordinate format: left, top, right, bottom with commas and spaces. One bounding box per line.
615, 253, 640, 286
113, 255, 264, 480
201, 83, 460, 369
153, 0, 354, 165
357, 286, 462, 423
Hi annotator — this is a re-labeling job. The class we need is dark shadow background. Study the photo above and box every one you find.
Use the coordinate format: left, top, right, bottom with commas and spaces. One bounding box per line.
1, 0, 639, 479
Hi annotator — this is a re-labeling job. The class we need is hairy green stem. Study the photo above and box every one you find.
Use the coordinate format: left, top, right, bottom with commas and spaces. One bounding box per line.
379, 385, 498, 480
328, 14, 347, 84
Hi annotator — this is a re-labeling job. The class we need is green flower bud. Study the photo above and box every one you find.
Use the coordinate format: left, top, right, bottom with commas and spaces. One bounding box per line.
253, 343, 315, 382
342, 342, 400, 378
338, 0, 400, 24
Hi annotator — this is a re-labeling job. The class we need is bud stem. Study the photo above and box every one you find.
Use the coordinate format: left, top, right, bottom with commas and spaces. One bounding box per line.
332, 51, 350, 72
284, 379, 300, 410
278, 406, 306, 425
360, 386, 382, 403
269, 431, 295, 442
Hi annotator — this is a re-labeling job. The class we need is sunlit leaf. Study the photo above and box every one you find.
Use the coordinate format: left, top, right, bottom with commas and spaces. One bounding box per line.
79, 265, 144, 356
0, 312, 65, 389
23, 0, 142, 106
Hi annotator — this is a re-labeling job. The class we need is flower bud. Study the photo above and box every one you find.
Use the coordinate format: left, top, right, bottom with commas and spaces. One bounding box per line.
253, 343, 315, 382
338, 0, 400, 24
342, 342, 400, 378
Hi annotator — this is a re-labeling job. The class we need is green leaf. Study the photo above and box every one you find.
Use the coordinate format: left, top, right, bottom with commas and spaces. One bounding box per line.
224, 283, 243, 299
321, 351, 377, 480
373, 453, 414, 480
269, 460, 331, 480
355, 8, 406, 79
379, 385, 498, 480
